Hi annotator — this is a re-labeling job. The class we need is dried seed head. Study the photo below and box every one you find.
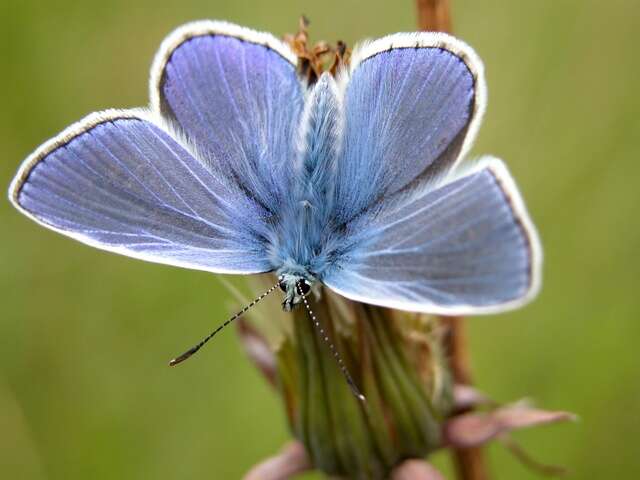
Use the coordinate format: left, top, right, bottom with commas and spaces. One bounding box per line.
283, 16, 351, 84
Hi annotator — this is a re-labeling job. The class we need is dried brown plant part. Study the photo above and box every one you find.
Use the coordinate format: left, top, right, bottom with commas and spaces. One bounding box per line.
282, 15, 310, 56
444, 404, 575, 477
391, 459, 446, 480
243, 441, 311, 480
283, 16, 314, 82
452, 384, 495, 412
497, 433, 569, 477
284, 16, 350, 82
328, 40, 349, 76
444, 404, 576, 448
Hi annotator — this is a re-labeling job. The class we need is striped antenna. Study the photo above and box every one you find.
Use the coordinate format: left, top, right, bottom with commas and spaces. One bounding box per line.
297, 282, 366, 402
169, 282, 279, 366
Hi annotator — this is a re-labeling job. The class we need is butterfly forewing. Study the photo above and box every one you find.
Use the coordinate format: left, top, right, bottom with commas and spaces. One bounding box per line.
152, 21, 304, 210
11, 112, 271, 274
332, 33, 486, 223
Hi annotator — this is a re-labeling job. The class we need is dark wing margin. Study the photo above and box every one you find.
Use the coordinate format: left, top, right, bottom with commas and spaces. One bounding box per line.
149, 20, 299, 112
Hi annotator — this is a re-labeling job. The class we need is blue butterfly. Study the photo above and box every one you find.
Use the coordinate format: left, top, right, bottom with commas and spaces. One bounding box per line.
8, 21, 542, 347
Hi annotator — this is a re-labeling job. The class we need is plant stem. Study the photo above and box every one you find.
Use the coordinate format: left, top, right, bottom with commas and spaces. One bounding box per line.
415, 0, 452, 32
443, 315, 489, 480
415, 1, 490, 479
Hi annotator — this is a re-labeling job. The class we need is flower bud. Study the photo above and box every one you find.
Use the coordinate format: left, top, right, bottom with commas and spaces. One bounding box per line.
246, 277, 453, 479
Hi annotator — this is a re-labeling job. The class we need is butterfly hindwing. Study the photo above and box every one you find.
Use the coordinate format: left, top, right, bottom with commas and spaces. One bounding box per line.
323, 158, 541, 314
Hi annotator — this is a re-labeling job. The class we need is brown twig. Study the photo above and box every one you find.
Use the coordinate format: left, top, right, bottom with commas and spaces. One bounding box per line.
415, 2, 490, 479
415, 0, 452, 32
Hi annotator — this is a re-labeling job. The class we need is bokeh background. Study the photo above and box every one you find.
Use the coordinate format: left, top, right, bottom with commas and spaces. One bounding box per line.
1, 0, 639, 478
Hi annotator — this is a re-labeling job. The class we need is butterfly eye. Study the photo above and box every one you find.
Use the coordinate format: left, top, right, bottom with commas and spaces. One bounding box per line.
298, 279, 311, 295
278, 278, 288, 292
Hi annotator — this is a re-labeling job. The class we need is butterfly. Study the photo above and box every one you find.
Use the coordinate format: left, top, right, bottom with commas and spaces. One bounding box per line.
8, 21, 542, 368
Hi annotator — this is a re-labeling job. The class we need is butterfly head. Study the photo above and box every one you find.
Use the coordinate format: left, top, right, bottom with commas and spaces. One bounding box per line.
278, 272, 315, 311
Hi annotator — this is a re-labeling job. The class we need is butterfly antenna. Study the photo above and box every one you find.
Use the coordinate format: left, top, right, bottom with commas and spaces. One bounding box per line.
169, 282, 279, 366
297, 282, 366, 402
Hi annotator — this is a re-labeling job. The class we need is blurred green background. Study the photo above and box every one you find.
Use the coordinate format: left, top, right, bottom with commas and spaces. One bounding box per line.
1, 0, 639, 478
